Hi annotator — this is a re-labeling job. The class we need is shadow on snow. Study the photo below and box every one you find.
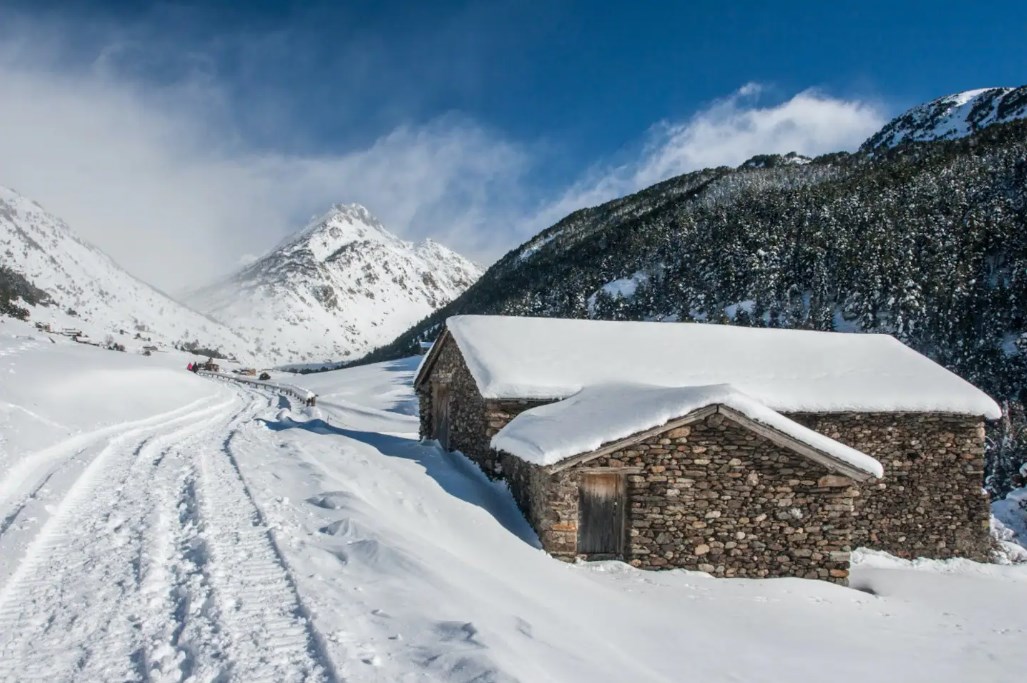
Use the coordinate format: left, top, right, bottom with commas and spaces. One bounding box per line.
258, 414, 541, 548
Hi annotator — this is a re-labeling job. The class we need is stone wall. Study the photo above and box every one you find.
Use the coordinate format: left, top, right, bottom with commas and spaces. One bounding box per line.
418, 336, 552, 474
501, 452, 579, 557
416, 336, 490, 470
789, 412, 991, 561
418, 337, 992, 567
500, 413, 859, 583
484, 399, 551, 475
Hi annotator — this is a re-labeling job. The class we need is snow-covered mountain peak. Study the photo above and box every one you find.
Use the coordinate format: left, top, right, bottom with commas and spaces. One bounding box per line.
862, 85, 1027, 151
0, 184, 38, 209
194, 204, 482, 366
276, 202, 402, 263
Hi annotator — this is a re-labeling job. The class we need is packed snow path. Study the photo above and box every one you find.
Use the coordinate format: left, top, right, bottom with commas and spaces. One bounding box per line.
0, 387, 336, 683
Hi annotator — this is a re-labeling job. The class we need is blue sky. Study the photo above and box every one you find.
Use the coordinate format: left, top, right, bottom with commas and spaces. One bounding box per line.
1, 0, 1026, 288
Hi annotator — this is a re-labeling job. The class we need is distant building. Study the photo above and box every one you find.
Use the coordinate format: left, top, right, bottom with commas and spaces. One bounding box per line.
415, 315, 1000, 584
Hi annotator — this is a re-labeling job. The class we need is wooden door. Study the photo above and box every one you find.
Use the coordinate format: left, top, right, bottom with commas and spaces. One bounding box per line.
577, 473, 625, 557
432, 382, 451, 450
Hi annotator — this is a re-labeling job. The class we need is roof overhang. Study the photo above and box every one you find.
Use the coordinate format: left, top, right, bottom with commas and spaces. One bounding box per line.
543, 403, 877, 482
413, 327, 452, 390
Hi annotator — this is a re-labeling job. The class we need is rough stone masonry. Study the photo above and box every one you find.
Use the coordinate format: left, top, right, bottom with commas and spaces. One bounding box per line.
418, 334, 993, 583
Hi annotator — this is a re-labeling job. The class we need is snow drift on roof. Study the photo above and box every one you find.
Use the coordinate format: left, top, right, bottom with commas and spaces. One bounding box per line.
491, 383, 884, 477
444, 316, 1001, 419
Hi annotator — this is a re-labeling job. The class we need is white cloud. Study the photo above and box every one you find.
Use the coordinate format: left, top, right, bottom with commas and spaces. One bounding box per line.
0, 35, 527, 290
0, 16, 889, 293
528, 84, 887, 234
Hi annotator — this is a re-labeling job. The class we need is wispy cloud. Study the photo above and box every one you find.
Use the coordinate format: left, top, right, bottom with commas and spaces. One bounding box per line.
528, 84, 887, 233
0, 29, 529, 290
0, 12, 888, 292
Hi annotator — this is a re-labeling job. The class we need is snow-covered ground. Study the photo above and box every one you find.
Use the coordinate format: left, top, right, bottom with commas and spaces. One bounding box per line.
0, 185, 257, 362
1, 318, 1025, 682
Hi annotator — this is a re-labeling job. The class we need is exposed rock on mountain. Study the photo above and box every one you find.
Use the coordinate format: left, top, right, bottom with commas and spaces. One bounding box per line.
192, 204, 481, 366
0, 185, 254, 358
862, 86, 1027, 151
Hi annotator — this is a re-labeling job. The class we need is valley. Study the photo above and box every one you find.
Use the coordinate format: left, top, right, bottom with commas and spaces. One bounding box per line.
2, 76, 1027, 682
0, 323, 1024, 682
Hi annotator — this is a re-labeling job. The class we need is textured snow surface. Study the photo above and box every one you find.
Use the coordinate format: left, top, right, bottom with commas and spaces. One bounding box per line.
862, 86, 1027, 150
0, 185, 257, 361
2, 323, 1024, 682
445, 315, 1002, 418
492, 383, 883, 476
192, 203, 481, 366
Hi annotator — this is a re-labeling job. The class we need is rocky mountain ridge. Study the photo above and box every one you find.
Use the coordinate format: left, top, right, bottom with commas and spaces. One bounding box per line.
862, 86, 1027, 151
192, 203, 481, 366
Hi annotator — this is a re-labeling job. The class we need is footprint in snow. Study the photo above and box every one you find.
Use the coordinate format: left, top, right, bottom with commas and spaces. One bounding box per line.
305, 491, 352, 510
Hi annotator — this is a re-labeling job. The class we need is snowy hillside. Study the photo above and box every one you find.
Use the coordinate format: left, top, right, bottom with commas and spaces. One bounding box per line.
0, 185, 257, 361
862, 86, 1027, 150
192, 204, 481, 366
0, 322, 1024, 681
366, 118, 1027, 499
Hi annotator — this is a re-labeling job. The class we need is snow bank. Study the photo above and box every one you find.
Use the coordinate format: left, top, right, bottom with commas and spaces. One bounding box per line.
491, 383, 883, 477
0, 322, 224, 458
445, 315, 1002, 418
250, 359, 1027, 681
200, 370, 316, 402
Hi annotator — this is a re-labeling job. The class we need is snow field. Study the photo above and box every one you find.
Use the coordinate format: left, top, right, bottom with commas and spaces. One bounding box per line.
0, 328, 1024, 682
280, 360, 1027, 682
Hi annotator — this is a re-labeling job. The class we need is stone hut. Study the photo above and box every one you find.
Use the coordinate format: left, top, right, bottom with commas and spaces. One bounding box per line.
414, 315, 1001, 583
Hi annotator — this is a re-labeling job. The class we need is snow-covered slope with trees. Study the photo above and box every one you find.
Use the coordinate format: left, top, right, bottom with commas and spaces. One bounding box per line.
367, 116, 1027, 498
0, 185, 256, 360
862, 86, 1027, 150
192, 204, 481, 366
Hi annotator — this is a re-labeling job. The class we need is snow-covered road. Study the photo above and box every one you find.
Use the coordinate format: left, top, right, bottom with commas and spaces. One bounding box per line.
0, 385, 335, 682
1, 325, 1025, 683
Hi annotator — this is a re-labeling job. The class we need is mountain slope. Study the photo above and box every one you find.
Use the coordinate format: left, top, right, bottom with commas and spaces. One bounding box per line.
365, 119, 1027, 496
192, 204, 481, 366
862, 86, 1027, 151
0, 185, 256, 359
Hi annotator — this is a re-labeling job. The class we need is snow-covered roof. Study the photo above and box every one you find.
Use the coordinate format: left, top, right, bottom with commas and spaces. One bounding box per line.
438, 316, 1001, 419
491, 383, 884, 478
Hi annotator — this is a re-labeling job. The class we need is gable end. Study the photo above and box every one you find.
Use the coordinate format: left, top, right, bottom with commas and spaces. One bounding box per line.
413, 328, 453, 389
544, 404, 876, 482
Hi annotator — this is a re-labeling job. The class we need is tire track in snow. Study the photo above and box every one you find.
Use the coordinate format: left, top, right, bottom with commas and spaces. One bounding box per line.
0, 397, 238, 682
0, 394, 223, 535
192, 387, 339, 683
0, 381, 339, 682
